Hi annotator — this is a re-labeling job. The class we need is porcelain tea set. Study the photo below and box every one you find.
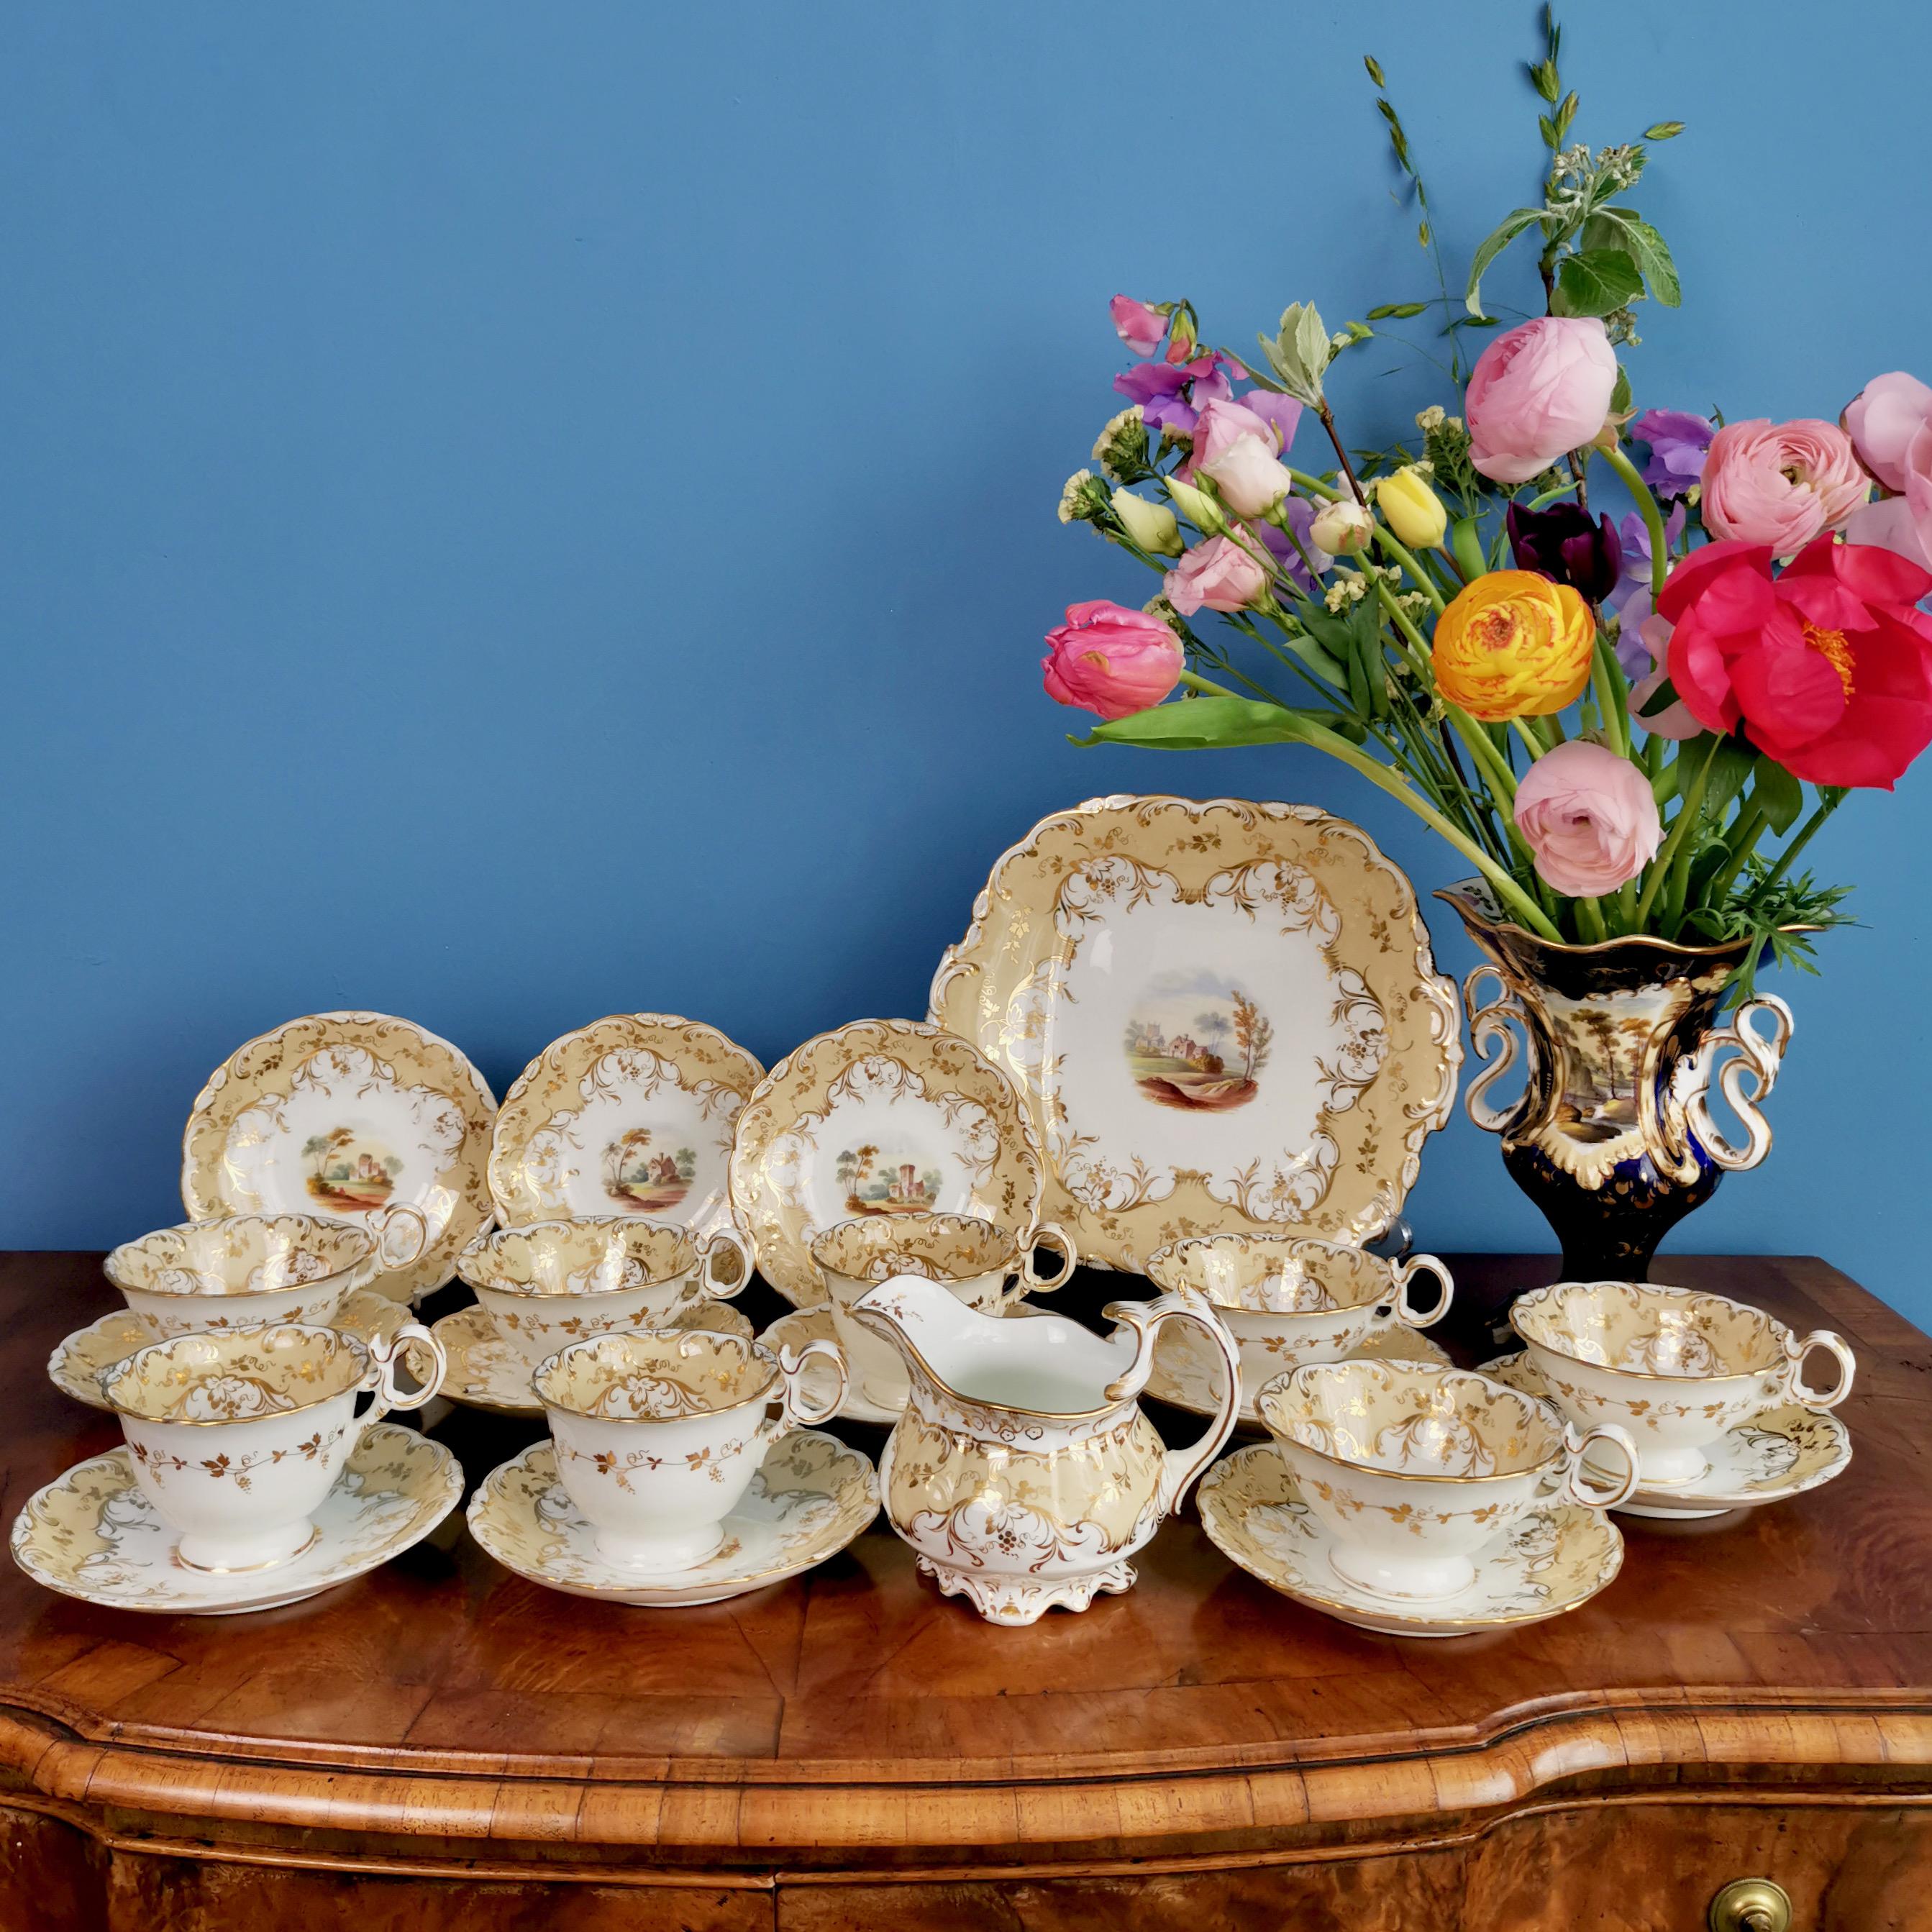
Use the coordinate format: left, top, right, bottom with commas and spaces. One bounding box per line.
10, 796, 1864, 1631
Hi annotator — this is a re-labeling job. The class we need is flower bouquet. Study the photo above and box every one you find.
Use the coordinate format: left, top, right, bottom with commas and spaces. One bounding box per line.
1042, 12, 1932, 1275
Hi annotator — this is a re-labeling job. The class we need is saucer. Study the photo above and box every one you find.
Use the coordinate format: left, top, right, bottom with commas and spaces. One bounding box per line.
1146, 1311, 1454, 1431
1196, 1444, 1623, 1638
48, 1290, 414, 1411
1479, 1351, 1853, 1519
467, 1428, 878, 1607
434, 1299, 756, 1417
11, 1423, 462, 1616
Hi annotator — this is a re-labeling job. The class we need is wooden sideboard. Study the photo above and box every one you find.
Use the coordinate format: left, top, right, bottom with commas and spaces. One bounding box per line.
1, 1249, 1929, 1929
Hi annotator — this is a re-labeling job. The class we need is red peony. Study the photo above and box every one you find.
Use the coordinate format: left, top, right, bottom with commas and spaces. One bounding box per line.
1657, 536, 1932, 788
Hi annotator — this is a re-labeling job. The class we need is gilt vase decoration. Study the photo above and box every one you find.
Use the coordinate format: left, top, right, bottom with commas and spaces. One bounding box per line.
1438, 882, 1795, 1283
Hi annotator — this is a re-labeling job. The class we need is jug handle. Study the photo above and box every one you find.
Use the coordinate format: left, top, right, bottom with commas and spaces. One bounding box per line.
1102, 1291, 1243, 1516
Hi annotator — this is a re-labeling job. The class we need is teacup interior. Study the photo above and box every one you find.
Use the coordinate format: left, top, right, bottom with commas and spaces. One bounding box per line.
1262, 1362, 1562, 1478
811, 1213, 1013, 1285
1514, 1280, 1783, 1377
105, 1214, 370, 1298
460, 1218, 695, 1298
536, 1330, 773, 1420
101, 1324, 366, 1423
1147, 1236, 1385, 1315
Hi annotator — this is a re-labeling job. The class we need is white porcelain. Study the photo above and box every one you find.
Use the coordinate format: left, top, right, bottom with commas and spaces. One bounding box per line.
1257, 1359, 1638, 1603
488, 1013, 764, 1239
103, 1211, 426, 1338
1197, 1444, 1625, 1637
455, 1216, 751, 1372
97, 1321, 446, 1573
534, 1328, 847, 1571
181, 1011, 498, 1303
849, 1273, 1241, 1624
1144, 1231, 1451, 1412
929, 796, 1462, 1270
12, 1424, 462, 1616
1480, 1350, 1855, 1518
809, 1213, 1075, 1414
467, 1429, 878, 1608
1510, 1280, 1856, 1487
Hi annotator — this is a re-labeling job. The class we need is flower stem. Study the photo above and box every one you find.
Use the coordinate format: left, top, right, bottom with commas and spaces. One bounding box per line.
1746, 791, 1845, 908
1591, 634, 1631, 760
1636, 735, 1718, 931
1701, 801, 1769, 912
1598, 443, 1671, 601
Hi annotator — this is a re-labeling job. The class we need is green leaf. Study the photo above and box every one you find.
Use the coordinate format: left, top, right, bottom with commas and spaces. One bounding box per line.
1367, 301, 1429, 320
1552, 248, 1646, 318
1585, 208, 1681, 309
1528, 58, 1560, 103
1610, 364, 1633, 415
1751, 758, 1804, 836
1464, 206, 1546, 314
1644, 121, 1685, 140
1363, 54, 1385, 86
1449, 515, 1486, 583
1539, 112, 1559, 148
1703, 738, 1756, 819
1079, 697, 1306, 752
1636, 675, 1680, 720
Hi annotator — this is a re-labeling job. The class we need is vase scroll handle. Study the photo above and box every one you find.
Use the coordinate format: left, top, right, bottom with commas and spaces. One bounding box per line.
1101, 1291, 1242, 1517
1686, 993, 1793, 1173
1462, 965, 1532, 1135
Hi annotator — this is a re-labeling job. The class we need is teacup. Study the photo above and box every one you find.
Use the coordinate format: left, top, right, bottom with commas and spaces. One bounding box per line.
1145, 1233, 1453, 1411
1259, 1358, 1639, 1601
809, 1213, 1075, 1413
1510, 1279, 1856, 1487
534, 1328, 846, 1570
455, 1216, 752, 1372
103, 1211, 426, 1338
98, 1320, 446, 1572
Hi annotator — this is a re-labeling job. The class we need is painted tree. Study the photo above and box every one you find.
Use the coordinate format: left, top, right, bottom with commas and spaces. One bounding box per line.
1231, 992, 1275, 1080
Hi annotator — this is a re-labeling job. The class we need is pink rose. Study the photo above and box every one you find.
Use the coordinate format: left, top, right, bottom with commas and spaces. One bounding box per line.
1465, 317, 1618, 486
1513, 740, 1662, 898
1042, 600, 1184, 720
1164, 536, 1269, 615
1109, 296, 1167, 358
1843, 372, 1932, 570
1701, 419, 1869, 552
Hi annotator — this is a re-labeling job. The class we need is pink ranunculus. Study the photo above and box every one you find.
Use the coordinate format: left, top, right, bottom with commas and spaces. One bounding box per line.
1164, 535, 1269, 615
1042, 600, 1184, 721
1700, 419, 1869, 552
1109, 295, 1167, 358
1844, 370, 1932, 493
1513, 740, 1663, 898
1464, 317, 1618, 486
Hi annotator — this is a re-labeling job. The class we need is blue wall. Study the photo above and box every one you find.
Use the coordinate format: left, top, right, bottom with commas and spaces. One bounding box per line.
5, 2, 1928, 1315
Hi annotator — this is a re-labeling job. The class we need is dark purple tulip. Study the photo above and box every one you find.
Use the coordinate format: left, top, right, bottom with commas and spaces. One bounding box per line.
1506, 500, 1624, 602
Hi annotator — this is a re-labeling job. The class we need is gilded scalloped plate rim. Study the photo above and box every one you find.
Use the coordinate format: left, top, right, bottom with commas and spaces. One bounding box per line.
10, 1422, 463, 1616
180, 1011, 498, 1304
1479, 1349, 1854, 1515
927, 796, 1462, 1272
47, 1289, 414, 1412
727, 1017, 1045, 1308
487, 1012, 765, 1239
1196, 1442, 1623, 1638
465, 1427, 879, 1607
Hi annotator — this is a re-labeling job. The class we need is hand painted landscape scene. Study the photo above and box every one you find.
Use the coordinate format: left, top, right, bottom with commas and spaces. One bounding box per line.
1124, 970, 1274, 1113
835, 1143, 946, 1217
601, 1128, 699, 1212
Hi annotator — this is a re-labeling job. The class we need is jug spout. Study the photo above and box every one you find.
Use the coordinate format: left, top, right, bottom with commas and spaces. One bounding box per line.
845, 1273, 1013, 1405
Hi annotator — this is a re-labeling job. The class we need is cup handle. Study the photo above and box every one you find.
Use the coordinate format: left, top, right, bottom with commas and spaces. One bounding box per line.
1390, 1253, 1454, 1330
370, 1203, 430, 1271
1552, 1421, 1641, 1511
1103, 1291, 1242, 1517
1782, 1329, 1855, 1411
759, 1339, 848, 1441
1019, 1224, 1077, 1295
355, 1321, 447, 1435
698, 1228, 753, 1302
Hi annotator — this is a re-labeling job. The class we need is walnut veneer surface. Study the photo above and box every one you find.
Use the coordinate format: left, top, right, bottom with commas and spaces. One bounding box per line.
1, 1249, 1929, 1930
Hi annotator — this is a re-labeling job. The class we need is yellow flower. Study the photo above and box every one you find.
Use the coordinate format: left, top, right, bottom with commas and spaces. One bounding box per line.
1375, 465, 1448, 549
1432, 570, 1595, 720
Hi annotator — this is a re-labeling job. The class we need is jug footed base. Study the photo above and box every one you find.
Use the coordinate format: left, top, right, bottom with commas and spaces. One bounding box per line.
917, 1554, 1136, 1626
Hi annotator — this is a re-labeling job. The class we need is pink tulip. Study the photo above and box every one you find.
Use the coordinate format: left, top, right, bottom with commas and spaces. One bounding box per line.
1700, 419, 1868, 552
1109, 296, 1167, 358
1465, 317, 1618, 486
1513, 740, 1662, 898
1164, 536, 1269, 615
1042, 600, 1184, 720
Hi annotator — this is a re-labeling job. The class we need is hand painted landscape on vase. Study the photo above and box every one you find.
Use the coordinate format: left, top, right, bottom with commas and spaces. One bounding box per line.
1124, 970, 1273, 1113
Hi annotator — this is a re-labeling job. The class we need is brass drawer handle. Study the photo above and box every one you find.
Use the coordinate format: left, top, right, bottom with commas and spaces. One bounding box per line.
1708, 1878, 1792, 1932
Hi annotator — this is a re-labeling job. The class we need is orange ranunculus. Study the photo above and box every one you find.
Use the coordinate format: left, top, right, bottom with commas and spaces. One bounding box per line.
1431, 570, 1595, 721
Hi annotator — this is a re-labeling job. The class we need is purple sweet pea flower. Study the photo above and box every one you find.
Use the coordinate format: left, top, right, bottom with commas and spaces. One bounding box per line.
1113, 352, 1234, 437
1628, 409, 1715, 498
1603, 501, 1688, 625
1249, 496, 1332, 594
1242, 390, 1304, 453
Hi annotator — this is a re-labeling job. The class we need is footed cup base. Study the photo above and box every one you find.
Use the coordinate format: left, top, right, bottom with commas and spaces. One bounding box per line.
1326, 1543, 1477, 1603
591, 1523, 727, 1572
175, 1520, 322, 1575
916, 1557, 1136, 1626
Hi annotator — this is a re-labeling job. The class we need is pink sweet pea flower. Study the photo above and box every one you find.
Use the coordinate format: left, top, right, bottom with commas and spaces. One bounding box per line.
1701, 419, 1869, 552
1042, 601, 1184, 721
1464, 317, 1618, 486
1513, 740, 1662, 898
1109, 296, 1167, 358
1164, 536, 1269, 615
